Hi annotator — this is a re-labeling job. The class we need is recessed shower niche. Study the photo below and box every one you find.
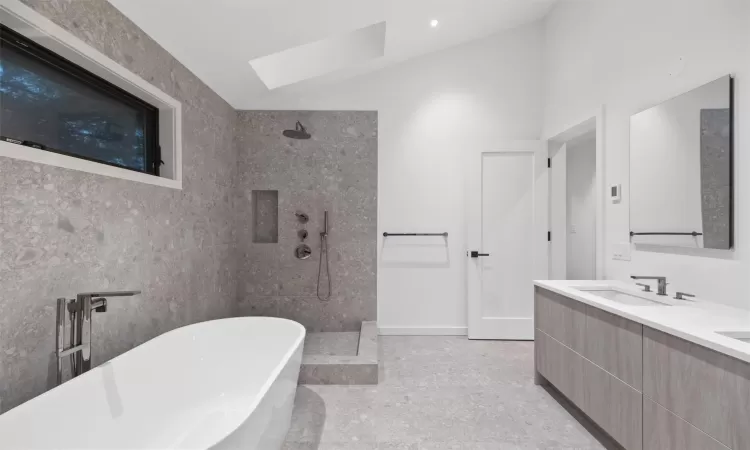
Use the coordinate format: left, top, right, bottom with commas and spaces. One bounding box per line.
252, 190, 279, 244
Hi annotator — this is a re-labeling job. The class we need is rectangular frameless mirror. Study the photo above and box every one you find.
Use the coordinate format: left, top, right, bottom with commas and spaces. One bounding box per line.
630, 75, 733, 250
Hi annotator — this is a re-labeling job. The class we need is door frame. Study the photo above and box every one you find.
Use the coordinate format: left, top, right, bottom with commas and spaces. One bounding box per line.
465, 140, 548, 340
544, 106, 606, 279
548, 142, 568, 279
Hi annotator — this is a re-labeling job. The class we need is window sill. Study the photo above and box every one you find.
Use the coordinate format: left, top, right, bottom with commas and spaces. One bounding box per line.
0, 140, 182, 190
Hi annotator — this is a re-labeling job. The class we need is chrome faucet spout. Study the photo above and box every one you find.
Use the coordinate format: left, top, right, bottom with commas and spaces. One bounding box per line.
76, 290, 142, 298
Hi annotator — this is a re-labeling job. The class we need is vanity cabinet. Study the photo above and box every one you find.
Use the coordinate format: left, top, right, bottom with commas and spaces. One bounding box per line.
643, 327, 750, 450
534, 287, 643, 450
536, 286, 750, 450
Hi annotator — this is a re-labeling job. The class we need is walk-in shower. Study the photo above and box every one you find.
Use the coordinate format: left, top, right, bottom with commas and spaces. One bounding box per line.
237, 110, 378, 385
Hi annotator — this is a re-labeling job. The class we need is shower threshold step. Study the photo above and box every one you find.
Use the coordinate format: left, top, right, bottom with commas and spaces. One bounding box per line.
299, 321, 379, 385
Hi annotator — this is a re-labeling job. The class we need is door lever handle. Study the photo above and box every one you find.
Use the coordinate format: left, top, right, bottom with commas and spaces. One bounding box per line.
470, 251, 490, 258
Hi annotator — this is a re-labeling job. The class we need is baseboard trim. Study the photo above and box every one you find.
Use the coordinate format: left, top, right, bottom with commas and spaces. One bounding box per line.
378, 326, 468, 336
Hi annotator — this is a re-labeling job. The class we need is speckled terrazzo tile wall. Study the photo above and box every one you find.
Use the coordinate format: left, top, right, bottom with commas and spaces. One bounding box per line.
0, 0, 238, 412
235, 111, 377, 332
700, 108, 732, 249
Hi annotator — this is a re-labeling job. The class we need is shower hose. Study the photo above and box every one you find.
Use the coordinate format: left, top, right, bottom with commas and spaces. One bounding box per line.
317, 232, 331, 301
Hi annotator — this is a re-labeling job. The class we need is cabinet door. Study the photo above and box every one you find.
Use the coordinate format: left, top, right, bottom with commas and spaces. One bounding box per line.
535, 328, 558, 385
643, 327, 750, 450
583, 358, 642, 450
535, 287, 586, 353
584, 305, 643, 391
535, 329, 585, 408
644, 398, 729, 450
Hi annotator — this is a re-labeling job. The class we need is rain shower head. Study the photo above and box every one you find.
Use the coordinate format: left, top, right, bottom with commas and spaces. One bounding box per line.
283, 121, 311, 140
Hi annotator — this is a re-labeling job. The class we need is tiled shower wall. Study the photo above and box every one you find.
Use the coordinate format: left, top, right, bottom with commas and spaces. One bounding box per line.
235, 111, 377, 331
0, 2, 378, 414
0, 0, 238, 412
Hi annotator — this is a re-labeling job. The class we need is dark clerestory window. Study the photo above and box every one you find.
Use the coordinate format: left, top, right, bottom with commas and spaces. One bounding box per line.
0, 24, 160, 175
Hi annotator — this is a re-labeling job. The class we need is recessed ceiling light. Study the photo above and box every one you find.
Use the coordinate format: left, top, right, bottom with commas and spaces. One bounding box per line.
430, 19, 439, 28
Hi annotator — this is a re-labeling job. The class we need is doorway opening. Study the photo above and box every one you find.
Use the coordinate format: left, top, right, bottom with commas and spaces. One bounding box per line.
547, 111, 605, 280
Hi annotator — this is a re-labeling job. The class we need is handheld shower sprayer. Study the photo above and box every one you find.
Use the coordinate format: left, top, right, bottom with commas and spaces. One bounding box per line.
317, 211, 331, 301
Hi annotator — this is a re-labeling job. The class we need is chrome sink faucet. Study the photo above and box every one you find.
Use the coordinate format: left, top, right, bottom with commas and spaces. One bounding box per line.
631, 276, 668, 296
56, 290, 141, 385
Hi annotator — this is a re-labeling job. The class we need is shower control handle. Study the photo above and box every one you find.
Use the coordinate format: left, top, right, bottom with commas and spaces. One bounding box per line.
470, 251, 490, 258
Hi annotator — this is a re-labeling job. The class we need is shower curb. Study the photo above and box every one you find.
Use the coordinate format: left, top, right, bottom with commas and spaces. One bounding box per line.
299, 321, 379, 385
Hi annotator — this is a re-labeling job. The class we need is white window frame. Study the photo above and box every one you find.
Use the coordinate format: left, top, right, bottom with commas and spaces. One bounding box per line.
0, 0, 182, 190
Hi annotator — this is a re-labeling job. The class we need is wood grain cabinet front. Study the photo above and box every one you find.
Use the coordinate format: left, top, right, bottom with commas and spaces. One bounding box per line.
582, 358, 643, 450
534, 287, 750, 450
584, 306, 643, 391
643, 398, 729, 450
643, 327, 750, 450
534, 287, 586, 353
535, 329, 585, 408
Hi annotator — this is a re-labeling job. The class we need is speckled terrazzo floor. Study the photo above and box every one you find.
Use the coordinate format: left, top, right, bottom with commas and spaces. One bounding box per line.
284, 336, 608, 449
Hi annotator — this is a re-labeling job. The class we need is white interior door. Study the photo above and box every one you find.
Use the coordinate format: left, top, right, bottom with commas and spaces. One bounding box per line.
467, 141, 548, 340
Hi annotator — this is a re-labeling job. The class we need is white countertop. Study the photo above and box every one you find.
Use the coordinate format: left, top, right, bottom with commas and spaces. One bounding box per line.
534, 279, 750, 364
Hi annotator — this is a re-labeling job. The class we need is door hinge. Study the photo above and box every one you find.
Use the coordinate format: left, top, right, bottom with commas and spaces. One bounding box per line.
548, 231, 551, 242
547, 158, 551, 168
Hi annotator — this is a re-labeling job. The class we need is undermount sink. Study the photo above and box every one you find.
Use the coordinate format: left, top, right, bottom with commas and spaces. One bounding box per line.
716, 331, 750, 344
574, 287, 673, 306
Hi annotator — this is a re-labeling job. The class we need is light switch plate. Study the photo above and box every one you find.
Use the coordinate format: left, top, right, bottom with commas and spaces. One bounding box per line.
612, 242, 632, 261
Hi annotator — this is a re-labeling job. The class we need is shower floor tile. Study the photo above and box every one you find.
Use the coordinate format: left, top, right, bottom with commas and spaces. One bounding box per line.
304, 332, 360, 356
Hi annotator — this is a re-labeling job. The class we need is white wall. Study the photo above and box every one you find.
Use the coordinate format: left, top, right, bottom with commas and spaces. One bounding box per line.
566, 135, 596, 280
251, 24, 544, 332
544, 0, 750, 309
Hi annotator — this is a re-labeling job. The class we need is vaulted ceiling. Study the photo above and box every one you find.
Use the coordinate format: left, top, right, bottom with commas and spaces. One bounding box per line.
108, 0, 557, 108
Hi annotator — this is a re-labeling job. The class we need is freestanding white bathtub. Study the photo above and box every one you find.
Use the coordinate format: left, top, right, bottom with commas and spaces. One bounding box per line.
0, 317, 305, 449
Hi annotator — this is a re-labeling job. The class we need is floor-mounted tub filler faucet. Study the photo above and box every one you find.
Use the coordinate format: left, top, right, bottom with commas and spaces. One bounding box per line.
56, 290, 141, 385
631, 276, 668, 296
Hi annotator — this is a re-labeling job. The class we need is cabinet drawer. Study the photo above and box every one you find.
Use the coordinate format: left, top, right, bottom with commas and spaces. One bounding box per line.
583, 357, 642, 450
643, 327, 750, 450
535, 328, 555, 383
584, 306, 643, 390
535, 287, 586, 353
644, 398, 729, 450
535, 329, 585, 408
